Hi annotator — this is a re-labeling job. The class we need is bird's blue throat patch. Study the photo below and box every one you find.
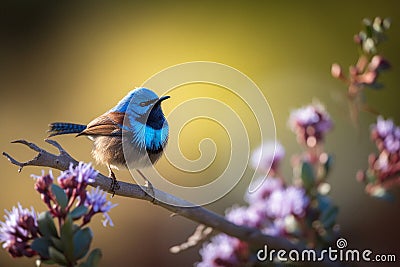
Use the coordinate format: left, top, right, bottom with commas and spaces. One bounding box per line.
144, 125, 168, 152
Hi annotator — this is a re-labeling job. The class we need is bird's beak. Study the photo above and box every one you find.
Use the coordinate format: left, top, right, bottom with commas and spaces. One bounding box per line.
156, 95, 170, 104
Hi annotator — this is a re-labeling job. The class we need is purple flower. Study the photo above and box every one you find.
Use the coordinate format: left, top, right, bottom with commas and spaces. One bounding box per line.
245, 176, 283, 204
197, 234, 248, 267
225, 205, 264, 228
85, 187, 117, 227
288, 102, 332, 146
289, 106, 320, 126
266, 186, 309, 219
250, 141, 285, 173
198, 235, 236, 267
362, 116, 400, 186
31, 171, 54, 208
0, 203, 39, 258
373, 116, 394, 138
225, 206, 248, 226
394, 127, 400, 139
58, 162, 97, 189
371, 116, 400, 154
58, 162, 98, 201
261, 218, 286, 237
384, 135, 400, 153
31, 170, 54, 194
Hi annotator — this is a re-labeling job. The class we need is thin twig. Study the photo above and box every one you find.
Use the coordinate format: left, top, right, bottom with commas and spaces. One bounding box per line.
170, 224, 213, 254
3, 139, 78, 172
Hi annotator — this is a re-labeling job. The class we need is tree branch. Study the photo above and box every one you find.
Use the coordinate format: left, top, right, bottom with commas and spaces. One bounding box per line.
3, 139, 343, 267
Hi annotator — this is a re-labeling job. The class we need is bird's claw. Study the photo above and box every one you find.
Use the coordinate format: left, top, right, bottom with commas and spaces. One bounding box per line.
109, 171, 120, 198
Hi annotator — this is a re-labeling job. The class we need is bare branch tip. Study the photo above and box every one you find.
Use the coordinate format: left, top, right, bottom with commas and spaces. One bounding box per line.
45, 138, 61, 149
169, 246, 181, 254
169, 224, 213, 254
2, 151, 25, 172
11, 139, 42, 152
44, 138, 69, 155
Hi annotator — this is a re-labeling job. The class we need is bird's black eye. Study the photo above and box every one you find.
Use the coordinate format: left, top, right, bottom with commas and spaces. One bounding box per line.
139, 98, 158, 107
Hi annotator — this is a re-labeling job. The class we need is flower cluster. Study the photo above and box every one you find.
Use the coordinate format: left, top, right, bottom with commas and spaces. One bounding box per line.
57, 161, 98, 203
354, 17, 391, 55
288, 102, 332, 147
371, 116, 400, 156
30, 162, 115, 226
197, 234, 249, 267
85, 187, 118, 227
357, 116, 400, 199
198, 145, 312, 266
0, 204, 39, 258
198, 102, 338, 266
332, 17, 391, 91
332, 55, 390, 92
0, 162, 115, 266
331, 17, 391, 124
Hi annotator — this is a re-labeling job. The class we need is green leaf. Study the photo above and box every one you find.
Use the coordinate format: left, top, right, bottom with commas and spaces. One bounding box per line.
49, 246, 68, 266
316, 194, 331, 211
36, 258, 57, 267
51, 184, 68, 210
61, 215, 74, 262
70, 205, 88, 220
38, 211, 58, 238
72, 223, 80, 233
40, 259, 56, 265
31, 237, 51, 258
77, 249, 102, 267
73, 228, 93, 261
323, 154, 333, 176
365, 170, 377, 183
86, 249, 102, 267
320, 205, 339, 229
50, 237, 63, 252
301, 161, 315, 190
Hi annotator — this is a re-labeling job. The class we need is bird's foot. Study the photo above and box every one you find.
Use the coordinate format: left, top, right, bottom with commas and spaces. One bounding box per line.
109, 171, 120, 198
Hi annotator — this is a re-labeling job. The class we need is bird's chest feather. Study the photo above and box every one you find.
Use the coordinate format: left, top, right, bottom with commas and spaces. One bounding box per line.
131, 122, 169, 152
144, 125, 168, 151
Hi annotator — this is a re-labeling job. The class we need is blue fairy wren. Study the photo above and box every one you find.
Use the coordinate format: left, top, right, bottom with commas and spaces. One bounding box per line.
48, 87, 170, 195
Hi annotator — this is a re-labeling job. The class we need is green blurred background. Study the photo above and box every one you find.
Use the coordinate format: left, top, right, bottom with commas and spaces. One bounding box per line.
1, 1, 399, 266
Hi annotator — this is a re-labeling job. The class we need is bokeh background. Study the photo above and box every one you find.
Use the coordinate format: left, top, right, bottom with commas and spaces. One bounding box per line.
1, 1, 399, 266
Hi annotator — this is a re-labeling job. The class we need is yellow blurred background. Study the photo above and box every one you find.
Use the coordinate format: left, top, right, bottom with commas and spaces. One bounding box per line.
1, 1, 399, 266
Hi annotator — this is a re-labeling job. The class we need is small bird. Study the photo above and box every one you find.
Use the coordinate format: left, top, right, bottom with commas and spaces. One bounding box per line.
48, 87, 170, 196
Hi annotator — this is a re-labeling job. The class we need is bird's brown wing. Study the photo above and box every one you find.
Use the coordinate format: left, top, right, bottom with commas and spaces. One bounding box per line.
77, 112, 125, 136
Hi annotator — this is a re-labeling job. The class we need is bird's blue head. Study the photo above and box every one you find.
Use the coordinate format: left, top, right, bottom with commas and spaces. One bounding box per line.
110, 87, 170, 130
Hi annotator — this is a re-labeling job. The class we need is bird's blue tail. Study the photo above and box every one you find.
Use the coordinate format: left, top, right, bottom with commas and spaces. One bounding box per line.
48, 122, 87, 137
